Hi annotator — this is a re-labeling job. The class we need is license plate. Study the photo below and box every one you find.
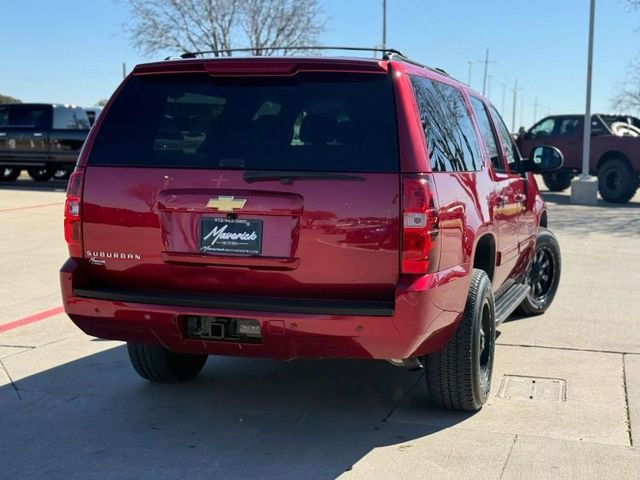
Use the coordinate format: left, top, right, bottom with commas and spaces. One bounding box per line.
199, 217, 263, 255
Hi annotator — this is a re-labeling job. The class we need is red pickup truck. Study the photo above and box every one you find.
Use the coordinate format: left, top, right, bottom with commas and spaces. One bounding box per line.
517, 114, 640, 203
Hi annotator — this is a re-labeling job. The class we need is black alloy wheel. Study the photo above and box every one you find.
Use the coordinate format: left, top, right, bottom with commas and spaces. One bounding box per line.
516, 228, 561, 316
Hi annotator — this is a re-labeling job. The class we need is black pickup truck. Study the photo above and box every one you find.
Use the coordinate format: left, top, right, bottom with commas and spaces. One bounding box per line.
0, 103, 90, 181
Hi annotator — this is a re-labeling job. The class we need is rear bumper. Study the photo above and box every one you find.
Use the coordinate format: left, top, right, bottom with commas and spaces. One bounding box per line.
60, 258, 470, 360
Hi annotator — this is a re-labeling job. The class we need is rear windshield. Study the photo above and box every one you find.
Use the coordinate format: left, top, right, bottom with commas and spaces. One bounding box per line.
88, 72, 399, 172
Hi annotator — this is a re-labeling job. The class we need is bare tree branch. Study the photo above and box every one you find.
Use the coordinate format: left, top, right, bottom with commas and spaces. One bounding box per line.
122, 0, 326, 57
123, 0, 240, 56
612, 56, 640, 113
241, 0, 326, 55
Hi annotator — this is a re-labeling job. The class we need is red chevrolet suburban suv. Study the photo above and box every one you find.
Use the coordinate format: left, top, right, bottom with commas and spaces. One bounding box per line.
60, 49, 562, 411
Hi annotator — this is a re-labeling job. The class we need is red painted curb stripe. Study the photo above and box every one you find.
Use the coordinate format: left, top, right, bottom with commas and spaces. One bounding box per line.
0, 202, 63, 213
0, 306, 65, 333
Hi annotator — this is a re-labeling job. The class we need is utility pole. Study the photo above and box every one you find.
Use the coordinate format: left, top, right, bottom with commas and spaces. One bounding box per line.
511, 78, 518, 133
532, 97, 538, 123
382, 0, 387, 50
480, 48, 495, 96
581, 0, 595, 181
501, 83, 506, 116
122, 62, 126, 80
487, 75, 492, 99
467, 60, 473, 87
519, 92, 525, 128
571, 0, 598, 204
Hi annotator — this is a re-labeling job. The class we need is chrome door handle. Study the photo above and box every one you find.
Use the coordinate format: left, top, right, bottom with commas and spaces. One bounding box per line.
0, 132, 7, 136
33, 132, 43, 137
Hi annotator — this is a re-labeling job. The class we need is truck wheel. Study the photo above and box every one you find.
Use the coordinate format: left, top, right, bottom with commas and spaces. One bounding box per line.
27, 167, 54, 182
516, 228, 561, 316
1, 168, 21, 182
423, 269, 495, 412
53, 167, 72, 180
542, 172, 572, 192
127, 343, 207, 382
597, 158, 639, 203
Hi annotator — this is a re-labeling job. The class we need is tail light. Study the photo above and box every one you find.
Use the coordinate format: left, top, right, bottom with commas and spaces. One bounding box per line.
64, 167, 85, 257
401, 175, 440, 274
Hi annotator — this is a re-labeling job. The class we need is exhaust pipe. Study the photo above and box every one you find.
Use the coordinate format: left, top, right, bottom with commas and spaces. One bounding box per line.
387, 358, 423, 371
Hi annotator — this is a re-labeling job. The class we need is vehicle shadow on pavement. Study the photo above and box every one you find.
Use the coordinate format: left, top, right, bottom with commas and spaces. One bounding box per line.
0, 345, 473, 479
0, 179, 69, 193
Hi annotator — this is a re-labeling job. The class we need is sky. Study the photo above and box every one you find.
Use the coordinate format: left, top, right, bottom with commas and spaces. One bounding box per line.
1, 0, 638, 129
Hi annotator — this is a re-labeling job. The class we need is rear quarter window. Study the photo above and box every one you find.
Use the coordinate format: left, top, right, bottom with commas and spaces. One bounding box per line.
88, 72, 399, 172
410, 76, 482, 172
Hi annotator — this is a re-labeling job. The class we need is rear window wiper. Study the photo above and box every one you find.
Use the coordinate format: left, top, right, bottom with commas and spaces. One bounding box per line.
243, 171, 366, 185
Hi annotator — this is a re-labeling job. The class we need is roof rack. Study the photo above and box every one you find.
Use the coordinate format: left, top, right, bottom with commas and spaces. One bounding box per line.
175, 46, 406, 59
167, 45, 451, 78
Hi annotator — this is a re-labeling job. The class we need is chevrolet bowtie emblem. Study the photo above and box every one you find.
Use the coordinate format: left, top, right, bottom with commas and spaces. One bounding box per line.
206, 196, 247, 212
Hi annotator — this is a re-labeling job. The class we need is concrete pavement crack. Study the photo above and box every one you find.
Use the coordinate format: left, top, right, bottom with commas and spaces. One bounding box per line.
622, 354, 633, 446
0, 358, 22, 400
497, 341, 638, 356
499, 434, 518, 479
381, 371, 424, 422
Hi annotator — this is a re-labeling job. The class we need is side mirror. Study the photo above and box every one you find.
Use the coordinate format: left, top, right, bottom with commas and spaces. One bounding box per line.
525, 145, 564, 172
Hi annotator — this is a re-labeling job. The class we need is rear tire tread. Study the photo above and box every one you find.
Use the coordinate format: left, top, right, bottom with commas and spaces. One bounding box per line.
127, 343, 207, 383
424, 269, 494, 412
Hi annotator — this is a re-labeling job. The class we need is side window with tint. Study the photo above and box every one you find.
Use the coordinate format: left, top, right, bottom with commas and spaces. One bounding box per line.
529, 118, 556, 138
410, 76, 482, 172
489, 106, 521, 172
0, 106, 8, 127
557, 118, 580, 137
7, 105, 49, 128
469, 97, 504, 172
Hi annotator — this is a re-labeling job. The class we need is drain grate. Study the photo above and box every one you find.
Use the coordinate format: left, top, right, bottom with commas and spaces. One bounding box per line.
497, 375, 567, 402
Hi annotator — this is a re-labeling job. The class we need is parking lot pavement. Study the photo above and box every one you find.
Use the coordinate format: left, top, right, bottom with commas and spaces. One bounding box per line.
1, 178, 639, 479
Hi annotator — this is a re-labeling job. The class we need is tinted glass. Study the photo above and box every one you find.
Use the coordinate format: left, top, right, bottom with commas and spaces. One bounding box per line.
469, 96, 504, 172
53, 107, 90, 129
0, 106, 8, 127
88, 73, 399, 172
0, 105, 50, 128
529, 118, 555, 138
410, 76, 482, 172
557, 118, 580, 136
490, 106, 521, 170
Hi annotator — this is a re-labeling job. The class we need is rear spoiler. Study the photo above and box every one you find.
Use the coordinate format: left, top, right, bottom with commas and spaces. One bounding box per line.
132, 58, 390, 77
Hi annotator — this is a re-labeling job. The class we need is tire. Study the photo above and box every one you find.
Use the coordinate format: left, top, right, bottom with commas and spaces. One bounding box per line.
516, 228, 561, 316
1, 167, 21, 182
127, 343, 207, 383
597, 158, 639, 203
53, 167, 72, 180
27, 166, 54, 182
542, 172, 572, 192
423, 269, 496, 412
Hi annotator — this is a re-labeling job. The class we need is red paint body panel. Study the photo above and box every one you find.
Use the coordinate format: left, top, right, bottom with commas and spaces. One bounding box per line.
61, 56, 547, 360
62, 258, 469, 359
